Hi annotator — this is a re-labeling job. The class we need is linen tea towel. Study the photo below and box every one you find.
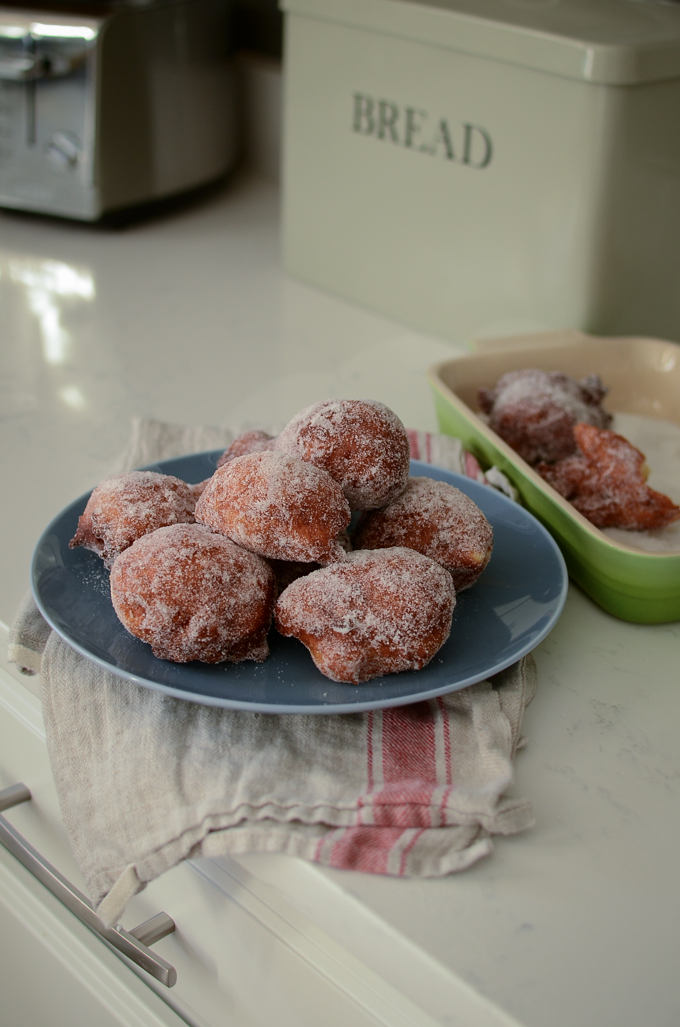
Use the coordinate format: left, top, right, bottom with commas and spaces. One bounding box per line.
9, 418, 534, 927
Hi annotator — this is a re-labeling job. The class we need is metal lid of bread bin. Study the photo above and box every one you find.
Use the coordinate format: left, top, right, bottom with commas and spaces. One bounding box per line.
282, 0, 680, 84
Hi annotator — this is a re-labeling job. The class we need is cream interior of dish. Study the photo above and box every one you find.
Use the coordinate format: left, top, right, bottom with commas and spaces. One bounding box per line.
605, 413, 680, 552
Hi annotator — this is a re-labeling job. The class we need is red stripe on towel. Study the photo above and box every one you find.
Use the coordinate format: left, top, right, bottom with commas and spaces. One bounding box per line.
328, 826, 408, 874
436, 695, 453, 786
356, 710, 375, 826
371, 702, 438, 828
464, 451, 483, 479
323, 702, 456, 872
366, 709, 375, 792
381, 703, 437, 784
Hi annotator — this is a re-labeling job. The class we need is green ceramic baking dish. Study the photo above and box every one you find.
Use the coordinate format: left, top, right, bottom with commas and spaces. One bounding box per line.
428, 330, 680, 623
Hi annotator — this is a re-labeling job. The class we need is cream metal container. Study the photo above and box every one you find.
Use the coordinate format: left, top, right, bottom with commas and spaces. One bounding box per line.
428, 330, 680, 624
281, 0, 680, 344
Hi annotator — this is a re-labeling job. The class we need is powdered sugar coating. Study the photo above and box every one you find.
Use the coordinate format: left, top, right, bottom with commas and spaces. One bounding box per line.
269, 529, 353, 596
110, 523, 276, 663
275, 548, 456, 684
353, 477, 493, 590
537, 423, 680, 530
189, 479, 211, 502
217, 430, 276, 467
195, 450, 351, 564
268, 558, 321, 597
70, 470, 196, 570
274, 399, 410, 510
478, 369, 612, 465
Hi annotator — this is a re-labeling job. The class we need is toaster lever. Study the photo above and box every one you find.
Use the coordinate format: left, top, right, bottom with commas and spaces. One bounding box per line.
0, 53, 42, 80
0, 49, 86, 81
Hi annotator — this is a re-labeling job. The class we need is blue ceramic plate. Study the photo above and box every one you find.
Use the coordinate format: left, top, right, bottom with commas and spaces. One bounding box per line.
31, 455, 567, 714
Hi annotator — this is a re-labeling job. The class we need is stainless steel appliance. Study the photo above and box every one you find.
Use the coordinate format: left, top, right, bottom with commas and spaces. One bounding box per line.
0, 0, 237, 219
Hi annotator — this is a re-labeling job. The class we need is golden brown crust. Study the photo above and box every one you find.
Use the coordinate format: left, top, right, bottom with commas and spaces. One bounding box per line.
478, 369, 612, 466
274, 399, 410, 510
70, 471, 196, 570
268, 531, 352, 597
537, 423, 680, 530
275, 548, 456, 684
110, 524, 276, 663
353, 477, 493, 590
195, 450, 351, 564
217, 430, 276, 467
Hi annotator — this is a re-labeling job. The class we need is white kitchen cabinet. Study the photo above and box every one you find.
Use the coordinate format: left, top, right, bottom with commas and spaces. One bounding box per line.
0, 850, 187, 1027
0, 645, 471, 1027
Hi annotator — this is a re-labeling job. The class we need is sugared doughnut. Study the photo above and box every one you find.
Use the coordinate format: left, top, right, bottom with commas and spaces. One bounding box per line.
217, 430, 276, 468
353, 477, 493, 590
537, 423, 680, 530
268, 558, 320, 597
189, 479, 211, 502
110, 524, 276, 663
478, 369, 612, 465
275, 548, 456, 684
70, 470, 196, 570
269, 530, 353, 596
274, 399, 410, 510
195, 450, 351, 564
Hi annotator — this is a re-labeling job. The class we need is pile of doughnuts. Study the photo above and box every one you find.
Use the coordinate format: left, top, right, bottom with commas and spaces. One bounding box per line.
537, 422, 680, 530
70, 399, 494, 683
478, 368, 612, 465
478, 369, 680, 531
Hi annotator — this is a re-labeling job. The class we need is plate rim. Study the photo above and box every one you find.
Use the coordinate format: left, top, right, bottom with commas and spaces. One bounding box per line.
31, 454, 568, 714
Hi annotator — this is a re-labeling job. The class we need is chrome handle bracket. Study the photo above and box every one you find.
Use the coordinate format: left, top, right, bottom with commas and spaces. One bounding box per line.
0, 782, 31, 812
0, 783, 177, 987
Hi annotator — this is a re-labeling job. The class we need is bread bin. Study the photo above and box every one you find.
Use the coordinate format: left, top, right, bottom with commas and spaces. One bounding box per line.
282, 0, 680, 344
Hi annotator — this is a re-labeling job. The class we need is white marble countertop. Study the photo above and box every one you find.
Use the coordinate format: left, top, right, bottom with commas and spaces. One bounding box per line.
1, 169, 679, 1027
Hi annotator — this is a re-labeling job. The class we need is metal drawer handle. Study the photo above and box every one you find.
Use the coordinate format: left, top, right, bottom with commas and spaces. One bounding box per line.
0, 783, 177, 988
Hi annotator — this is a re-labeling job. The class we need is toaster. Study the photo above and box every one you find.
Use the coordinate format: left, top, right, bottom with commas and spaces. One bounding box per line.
0, 0, 237, 220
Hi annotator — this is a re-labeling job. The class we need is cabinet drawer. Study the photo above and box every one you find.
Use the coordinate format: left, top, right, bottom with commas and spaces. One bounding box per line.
0, 664, 443, 1027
